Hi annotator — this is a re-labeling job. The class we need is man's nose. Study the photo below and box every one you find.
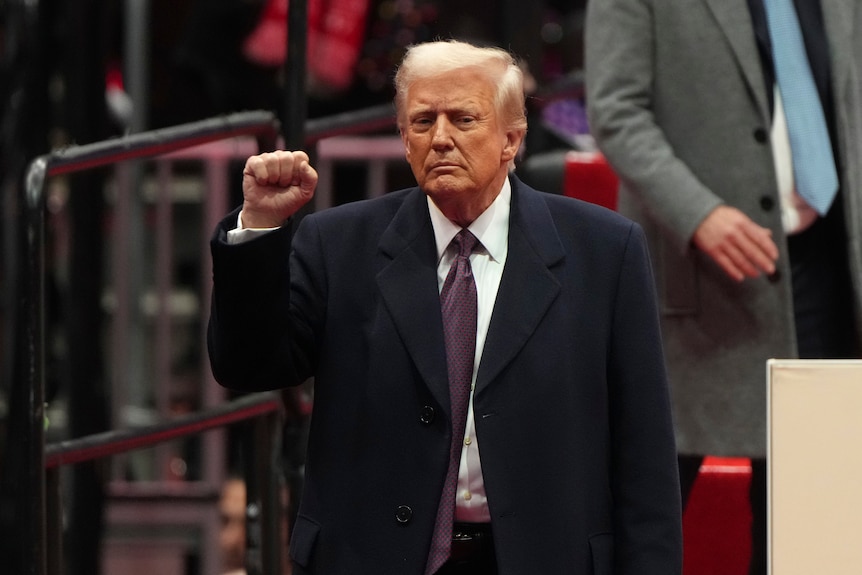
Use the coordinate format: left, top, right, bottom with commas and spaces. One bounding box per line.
431, 117, 454, 147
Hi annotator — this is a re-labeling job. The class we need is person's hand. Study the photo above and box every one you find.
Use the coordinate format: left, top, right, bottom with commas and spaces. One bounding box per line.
241, 150, 317, 228
692, 205, 779, 282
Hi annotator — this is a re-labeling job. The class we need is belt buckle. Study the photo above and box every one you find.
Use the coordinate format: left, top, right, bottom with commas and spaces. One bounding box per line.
452, 529, 474, 542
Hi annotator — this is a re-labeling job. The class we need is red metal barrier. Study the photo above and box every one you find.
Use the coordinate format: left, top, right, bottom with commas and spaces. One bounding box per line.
562, 150, 619, 211
683, 457, 753, 575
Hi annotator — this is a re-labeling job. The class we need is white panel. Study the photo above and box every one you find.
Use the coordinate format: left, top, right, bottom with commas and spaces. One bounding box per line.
767, 359, 862, 575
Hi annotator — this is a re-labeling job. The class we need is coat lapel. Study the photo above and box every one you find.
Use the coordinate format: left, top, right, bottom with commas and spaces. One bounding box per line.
704, 0, 771, 121
475, 178, 565, 396
375, 181, 568, 406
376, 189, 451, 411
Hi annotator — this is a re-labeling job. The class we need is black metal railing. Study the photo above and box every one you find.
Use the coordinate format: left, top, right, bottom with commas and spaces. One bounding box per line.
12, 110, 282, 575
45, 392, 283, 471
8, 99, 401, 575
45, 392, 285, 575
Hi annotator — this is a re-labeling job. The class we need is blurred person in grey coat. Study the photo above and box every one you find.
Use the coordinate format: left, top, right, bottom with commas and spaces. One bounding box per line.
585, 1, 862, 573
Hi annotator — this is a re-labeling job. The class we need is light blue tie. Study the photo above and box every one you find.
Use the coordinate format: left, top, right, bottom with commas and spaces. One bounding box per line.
764, 0, 838, 215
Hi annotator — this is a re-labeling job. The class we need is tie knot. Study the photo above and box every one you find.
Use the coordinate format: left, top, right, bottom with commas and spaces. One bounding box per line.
452, 229, 479, 258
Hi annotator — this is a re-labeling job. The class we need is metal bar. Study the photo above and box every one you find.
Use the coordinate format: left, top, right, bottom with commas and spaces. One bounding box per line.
124, 0, 150, 133
241, 407, 284, 575
154, 159, 174, 480
45, 392, 282, 469
109, 161, 132, 441
243, 421, 263, 575
37, 105, 401, 175
283, 0, 307, 150
304, 103, 396, 144
45, 467, 62, 575
199, 154, 231, 575
259, 410, 283, 575
42, 111, 280, 177
21, 155, 48, 575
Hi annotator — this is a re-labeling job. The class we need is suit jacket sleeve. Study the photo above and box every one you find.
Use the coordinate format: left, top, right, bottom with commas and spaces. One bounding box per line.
207, 208, 320, 391
584, 0, 724, 252
609, 221, 682, 574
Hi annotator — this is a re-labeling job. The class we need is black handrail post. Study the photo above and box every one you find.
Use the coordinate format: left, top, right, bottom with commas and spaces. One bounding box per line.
284, 0, 307, 152
243, 418, 263, 575
45, 467, 63, 575
260, 408, 284, 575
22, 155, 49, 575
242, 405, 283, 575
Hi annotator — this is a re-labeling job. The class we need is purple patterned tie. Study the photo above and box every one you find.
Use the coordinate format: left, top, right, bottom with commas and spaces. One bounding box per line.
425, 229, 479, 575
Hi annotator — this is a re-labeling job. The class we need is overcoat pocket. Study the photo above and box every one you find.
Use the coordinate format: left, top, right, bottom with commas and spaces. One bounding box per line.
589, 532, 614, 575
289, 514, 321, 568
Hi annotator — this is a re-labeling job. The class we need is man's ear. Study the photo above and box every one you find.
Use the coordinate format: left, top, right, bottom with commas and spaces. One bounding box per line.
502, 129, 525, 163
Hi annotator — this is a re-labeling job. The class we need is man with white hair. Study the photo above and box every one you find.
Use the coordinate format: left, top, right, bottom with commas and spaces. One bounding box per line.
208, 39, 681, 575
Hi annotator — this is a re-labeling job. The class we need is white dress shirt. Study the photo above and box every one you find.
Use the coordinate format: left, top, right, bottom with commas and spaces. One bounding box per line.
771, 85, 818, 235
427, 178, 510, 523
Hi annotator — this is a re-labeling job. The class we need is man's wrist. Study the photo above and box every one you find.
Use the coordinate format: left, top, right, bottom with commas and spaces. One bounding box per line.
227, 210, 281, 245
238, 209, 284, 230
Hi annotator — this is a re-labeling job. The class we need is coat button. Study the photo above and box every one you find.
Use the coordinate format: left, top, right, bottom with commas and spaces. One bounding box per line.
753, 128, 768, 143
395, 505, 413, 524
768, 270, 782, 283
419, 405, 435, 424
760, 196, 775, 211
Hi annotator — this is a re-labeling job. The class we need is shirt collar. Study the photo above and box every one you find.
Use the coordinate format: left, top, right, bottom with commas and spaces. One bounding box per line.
427, 177, 511, 264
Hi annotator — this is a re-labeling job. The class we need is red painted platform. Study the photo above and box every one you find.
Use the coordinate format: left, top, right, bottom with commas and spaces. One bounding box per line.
683, 457, 752, 575
562, 151, 619, 210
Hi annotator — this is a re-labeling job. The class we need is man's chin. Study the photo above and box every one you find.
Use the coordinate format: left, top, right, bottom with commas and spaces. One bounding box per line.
422, 176, 468, 198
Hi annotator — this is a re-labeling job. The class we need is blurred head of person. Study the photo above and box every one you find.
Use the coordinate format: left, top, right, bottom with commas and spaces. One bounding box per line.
219, 477, 247, 574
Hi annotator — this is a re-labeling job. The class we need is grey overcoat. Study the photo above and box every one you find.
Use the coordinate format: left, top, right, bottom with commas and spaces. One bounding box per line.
585, 0, 862, 457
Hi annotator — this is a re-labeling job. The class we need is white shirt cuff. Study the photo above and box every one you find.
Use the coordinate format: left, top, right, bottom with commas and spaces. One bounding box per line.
226, 210, 280, 245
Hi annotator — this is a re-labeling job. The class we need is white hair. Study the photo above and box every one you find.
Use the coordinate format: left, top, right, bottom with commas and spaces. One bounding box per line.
394, 40, 528, 136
